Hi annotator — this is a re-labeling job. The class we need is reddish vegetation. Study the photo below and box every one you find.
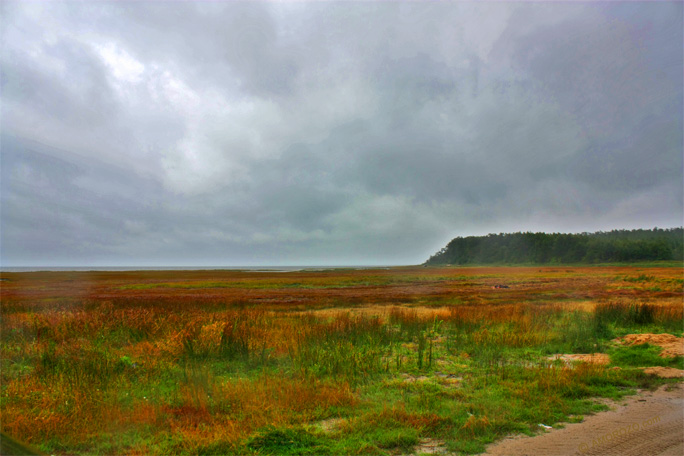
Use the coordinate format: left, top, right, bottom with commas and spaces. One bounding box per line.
1, 266, 682, 453
2, 266, 681, 311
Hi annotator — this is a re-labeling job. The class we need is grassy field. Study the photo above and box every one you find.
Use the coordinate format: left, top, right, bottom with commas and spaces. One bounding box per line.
1, 266, 682, 455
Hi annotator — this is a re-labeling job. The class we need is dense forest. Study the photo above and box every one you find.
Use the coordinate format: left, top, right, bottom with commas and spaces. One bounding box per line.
424, 228, 683, 265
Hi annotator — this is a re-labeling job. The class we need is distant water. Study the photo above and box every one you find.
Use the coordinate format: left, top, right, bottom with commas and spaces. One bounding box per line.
1, 265, 395, 273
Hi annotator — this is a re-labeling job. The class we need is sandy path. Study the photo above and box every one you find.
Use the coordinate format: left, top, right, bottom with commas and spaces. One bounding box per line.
484, 383, 684, 456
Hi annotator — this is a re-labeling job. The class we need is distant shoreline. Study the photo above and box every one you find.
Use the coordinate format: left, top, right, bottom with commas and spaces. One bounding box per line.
0, 265, 400, 273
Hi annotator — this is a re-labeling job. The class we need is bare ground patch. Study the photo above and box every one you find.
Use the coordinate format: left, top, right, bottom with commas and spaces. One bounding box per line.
615, 334, 684, 358
315, 417, 346, 433
402, 438, 448, 456
484, 383, 684, 456
548, 353, 611, 365
642, 367, 684, 379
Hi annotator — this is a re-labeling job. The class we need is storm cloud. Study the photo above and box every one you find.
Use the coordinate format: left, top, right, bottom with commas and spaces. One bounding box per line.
1, 1, 682, 266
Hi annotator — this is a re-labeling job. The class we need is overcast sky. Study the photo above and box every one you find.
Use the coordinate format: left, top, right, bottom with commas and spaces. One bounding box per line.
1, 1, 682, 267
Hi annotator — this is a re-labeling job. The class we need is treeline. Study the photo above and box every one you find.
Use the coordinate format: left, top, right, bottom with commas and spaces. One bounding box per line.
425, 228, 683, 265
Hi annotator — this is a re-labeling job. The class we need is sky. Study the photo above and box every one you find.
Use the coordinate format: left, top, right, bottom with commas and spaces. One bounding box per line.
1, 1, 682, 267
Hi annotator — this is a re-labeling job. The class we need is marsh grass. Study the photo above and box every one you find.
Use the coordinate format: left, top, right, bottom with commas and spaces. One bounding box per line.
595, 301, 683, 334
1, 266, 682, 454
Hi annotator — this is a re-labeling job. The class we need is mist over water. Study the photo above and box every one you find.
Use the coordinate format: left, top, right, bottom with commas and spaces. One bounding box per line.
0, 266, 396, 273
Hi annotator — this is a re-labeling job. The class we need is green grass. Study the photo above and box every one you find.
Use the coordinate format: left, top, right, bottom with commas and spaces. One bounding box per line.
609, 344, 684, 369
3, 277, 683, 455
246, 427, 329, 455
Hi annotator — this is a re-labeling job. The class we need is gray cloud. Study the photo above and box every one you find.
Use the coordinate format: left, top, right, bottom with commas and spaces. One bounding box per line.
1, 1, 681, 266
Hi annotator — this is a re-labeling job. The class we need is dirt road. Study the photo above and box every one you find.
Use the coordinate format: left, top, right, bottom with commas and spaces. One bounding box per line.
484, 383, 684, 456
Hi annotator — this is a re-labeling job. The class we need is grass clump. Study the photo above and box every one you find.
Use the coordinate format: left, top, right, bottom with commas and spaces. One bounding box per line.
609, 344, 684, 369
595, 302, 655, 326
246, 426, 328, 455
594, 301, 682, 333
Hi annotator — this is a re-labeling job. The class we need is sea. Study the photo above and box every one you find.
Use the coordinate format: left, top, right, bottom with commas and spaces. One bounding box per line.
0, 265, 395, 273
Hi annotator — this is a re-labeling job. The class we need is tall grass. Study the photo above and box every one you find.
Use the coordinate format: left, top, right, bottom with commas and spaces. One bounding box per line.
2, 266, 682, 454
595, 301, 683, 332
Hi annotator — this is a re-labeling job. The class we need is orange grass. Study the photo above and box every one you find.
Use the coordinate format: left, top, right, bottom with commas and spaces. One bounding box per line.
1, 266, 682, 454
